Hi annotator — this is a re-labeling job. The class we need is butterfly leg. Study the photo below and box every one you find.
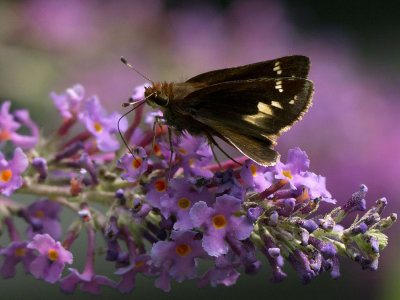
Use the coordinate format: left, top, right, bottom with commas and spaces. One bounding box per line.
150, 116, 166, 157
209, 141, 223, 170
167, 127, 174, 182
206, 133, 243, 166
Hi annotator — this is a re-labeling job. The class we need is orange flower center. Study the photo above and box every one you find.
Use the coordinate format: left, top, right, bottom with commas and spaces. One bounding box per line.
132, 157, 142, 169
94, 121, 103, 133
176, 243, 191, 257
0, 129, 11, 141
48, 249, 59, 261
188, 158, 195, 167
178, 197, 191, 210
153, 144, 161, 155
154, 179, 167, 192
14, 248, 26, 257
135, 261, 144, 268
0, 169, 12, 182
250, 164, 257, 176
212, 215, 227, 229
34, 210, 44, 219
282, 170, 293, 180
178, 148, 187, 154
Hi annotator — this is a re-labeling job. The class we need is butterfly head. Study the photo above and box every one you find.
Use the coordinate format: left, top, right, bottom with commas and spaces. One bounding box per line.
145, 82, 170, 109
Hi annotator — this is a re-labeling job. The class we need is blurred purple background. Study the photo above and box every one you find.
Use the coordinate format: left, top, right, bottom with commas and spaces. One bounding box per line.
1, 0, 399, 299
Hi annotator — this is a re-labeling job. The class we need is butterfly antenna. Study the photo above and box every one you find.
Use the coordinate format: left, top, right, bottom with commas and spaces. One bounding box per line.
120, 56, 154, 85
118, 100, 147, 159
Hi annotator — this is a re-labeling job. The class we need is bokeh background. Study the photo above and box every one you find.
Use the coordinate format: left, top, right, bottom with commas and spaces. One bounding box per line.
1, 0, 400, 299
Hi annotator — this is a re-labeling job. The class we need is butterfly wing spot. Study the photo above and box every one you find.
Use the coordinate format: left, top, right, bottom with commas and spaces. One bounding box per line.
289, 100, 295, 105
271, 101, 283, 109
273, 61, 283, 75
275, 80, 284, 93
257, 102, 274, 115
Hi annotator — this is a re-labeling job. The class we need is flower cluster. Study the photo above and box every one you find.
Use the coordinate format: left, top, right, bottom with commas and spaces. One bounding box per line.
0, 84, 396, 294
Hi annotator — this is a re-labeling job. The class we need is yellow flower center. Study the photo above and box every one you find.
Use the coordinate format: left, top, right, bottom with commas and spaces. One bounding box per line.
188, 158, 195, 167
1, 169, 12, 182
176, 243, 191, 257
212, 215, 227, 229
178, 148, 187, 154
154, 179, 167, 192
14, 248, 26, 257
93, 121, 103, 133
135, 261, 144, 268
132, 157, 142, 169
250, 164, 257, 176
34, 210, 44, 219
0, 129, 11, 141
282, 170, 293, 180
48, 249, 59, 261
178, 197, 191, 210
153, 144, 161, 155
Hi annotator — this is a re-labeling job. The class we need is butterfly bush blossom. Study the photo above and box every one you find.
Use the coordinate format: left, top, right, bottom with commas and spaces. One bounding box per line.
0, 84, 395, 294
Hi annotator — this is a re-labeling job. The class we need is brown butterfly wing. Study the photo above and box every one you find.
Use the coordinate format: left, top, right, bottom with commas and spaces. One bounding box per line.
175, 78, 313, 166
185, 56, 310, 85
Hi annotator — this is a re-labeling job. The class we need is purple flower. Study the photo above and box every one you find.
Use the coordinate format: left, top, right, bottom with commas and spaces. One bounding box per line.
214, 169, 245, 201
170, 134, 213, 178
79, 96, 128, 152
24, 199, 62, 240
273, 147, 310, 188
267, 148, 334, 204
240, 159, 272, 192
60, 269, 116, 294
115, 255, 157, 293
151, 230, 208, 282
300, 172, 335, 204
0, 147, 28, 196
190, 194, 253, 257
117, 147, 148, 182
145, 177, 169, 209
0, 102, 39, 149
27, 234, 73, 283
0, 241, 36, 278
31, 157, 48, 182
131, 84, 147, 102
159, 178, 214, 230
131, 199, 152, 223
60, 226, 116, 294
198, 253, 240, 288
247, 206, 264, 223
50, 84, 84, 120
0, 101, 20, 144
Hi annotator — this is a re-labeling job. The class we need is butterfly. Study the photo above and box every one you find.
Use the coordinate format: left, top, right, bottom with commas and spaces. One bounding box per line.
121, 55, 313, 166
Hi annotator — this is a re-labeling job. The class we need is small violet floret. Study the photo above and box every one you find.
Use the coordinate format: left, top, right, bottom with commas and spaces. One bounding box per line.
117, 147, 148, 182
27, 234, 73, 283
0, 147, 28, 196
79, 96, 128, 152
190, 194, 253, 257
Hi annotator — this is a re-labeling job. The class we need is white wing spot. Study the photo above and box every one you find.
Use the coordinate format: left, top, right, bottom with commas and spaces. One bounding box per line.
277, 70, 282, 75
294, 95, 298, 100
279, 88, 284, 93
289, 100, 295, 104
274, 61, 280, 66
271, 101, 283, 109
257, 102, 273, 115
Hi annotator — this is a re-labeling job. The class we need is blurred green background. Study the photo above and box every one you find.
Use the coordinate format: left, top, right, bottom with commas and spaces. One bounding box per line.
1, 0, 400, 299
